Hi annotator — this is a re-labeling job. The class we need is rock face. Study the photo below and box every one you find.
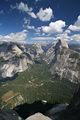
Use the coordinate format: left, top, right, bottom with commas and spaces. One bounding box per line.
34, 44, 44, 55
69, 87, 80, 109
0, 42, 45, 79
0, 109, 22, 120
60, 86, 80, 120
12, 45, 23, 55
0, 40, 80, 83
58, 39, 69, 49
25, 113, 52, 120
1, 57, 32, 78
0, 42, 33, 78
45, 39, 80, 83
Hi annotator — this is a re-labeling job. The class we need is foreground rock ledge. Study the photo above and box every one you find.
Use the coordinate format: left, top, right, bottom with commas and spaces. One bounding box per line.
25, 113, 52, 120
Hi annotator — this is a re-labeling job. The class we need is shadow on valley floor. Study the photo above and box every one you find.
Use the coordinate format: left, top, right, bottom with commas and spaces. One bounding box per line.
13, 100, 55, 119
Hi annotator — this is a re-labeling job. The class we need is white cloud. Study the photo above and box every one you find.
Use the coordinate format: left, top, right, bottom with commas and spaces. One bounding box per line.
23, 18, 36, 30
32, 37, 55, 41
27, 25, 35, 30
56, 32, 80, 43
68, 15, 80, 31
74, 15, 80, 26
0, 30, 27, 44
37, 7, 53, 21
16, 2, 37, 19
35, 27, 41, 32
17, 2, 32, 12
65, 29, 71, 34
71, 34, 80, 41
31, 36, 56, 44
68, 25, 80, 31
56, 32, 70, 41
24, 19, 66, 36
23, 18, 31, 28
24, 18, 30, 25
14, 2, 53, 21
42, 20, 66, 33
28, 12, 37, 19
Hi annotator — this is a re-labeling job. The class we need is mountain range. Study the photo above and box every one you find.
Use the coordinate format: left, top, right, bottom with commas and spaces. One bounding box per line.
0, 39, 80, 117
0, 39, 80, 83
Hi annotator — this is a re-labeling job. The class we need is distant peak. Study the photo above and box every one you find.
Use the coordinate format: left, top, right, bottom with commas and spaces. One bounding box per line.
57, 39, 69, 48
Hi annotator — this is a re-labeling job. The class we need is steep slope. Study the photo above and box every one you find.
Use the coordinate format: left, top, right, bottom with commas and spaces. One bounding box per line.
25, 113, 52, 120
44, 39, 80, 83
60, 86, 80, 120
0, 42, 33, 78
0, 42, 45, 79
0, 41, 79, 109
0, 109, 21, 120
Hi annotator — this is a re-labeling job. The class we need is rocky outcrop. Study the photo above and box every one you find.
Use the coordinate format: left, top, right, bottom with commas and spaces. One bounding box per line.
25, 113, 52, 120
34, 44, 44, 55
57, 39, 69, 49
0, 109, 22, 120
1, 56, 32, 78
60, 86, 80, 120
12, 45, 23, 55
0, 42, 46, 79
0, 88, 80, 120
0, 42, 33, 78
45, 39, 80, 83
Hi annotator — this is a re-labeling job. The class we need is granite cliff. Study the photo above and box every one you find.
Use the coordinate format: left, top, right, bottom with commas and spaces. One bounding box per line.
0, 42, 44, 79
44, 39, 80, 83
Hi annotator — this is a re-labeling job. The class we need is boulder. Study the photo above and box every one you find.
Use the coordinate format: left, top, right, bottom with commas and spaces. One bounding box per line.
25, 113, 52, 120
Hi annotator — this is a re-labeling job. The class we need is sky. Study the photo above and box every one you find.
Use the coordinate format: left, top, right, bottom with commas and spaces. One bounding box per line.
0, 0, 80, 44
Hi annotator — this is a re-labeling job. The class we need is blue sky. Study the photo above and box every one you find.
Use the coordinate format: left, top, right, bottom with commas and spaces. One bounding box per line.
0, 0, 80, 44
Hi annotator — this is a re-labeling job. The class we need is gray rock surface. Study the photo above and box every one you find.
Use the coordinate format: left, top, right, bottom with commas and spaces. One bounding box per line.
45, 39, 80, 83
0, 109, 22, 120
0, 42, 45, 79
25, 113, 52, 120
0, 42, 33, 78
59, 86, 80, 120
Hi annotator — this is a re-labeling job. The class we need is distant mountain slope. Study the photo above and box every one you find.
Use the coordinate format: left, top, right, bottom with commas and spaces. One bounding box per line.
44, 39, 80, 83
0, 42, 44, 79
0, 40, 79, 109
0, 61, 77, 109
